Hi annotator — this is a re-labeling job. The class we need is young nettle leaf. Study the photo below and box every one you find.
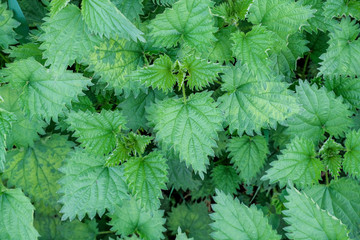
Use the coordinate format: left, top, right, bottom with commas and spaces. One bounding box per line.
227, 135, 269, 183
344, 130, 360, 178
286, 80, 353, 143
211, 165, 241, 195
58, 149, 129, 221
105, 142, 131, 167
39, 4, 101, 71
176, 227, 194, 240
319, 138, 343, 179
149, 0, 217, 53
0, 58, 92, 122
108, 198, 166, 239
218, 63, 297, 135
212, 0, 253, 23
66, 109, 126, 156
125, 132, 153, 155
323, 0, 360, 19
0, 2, 20, 49
147, 91, 223, 178
319, 18, 360, 77
210, 190, 281, 240
283, 186, 350, 239
81, 0, 144, 42
262, 137, 324, 188
49, 0, 70, 16
0, 187, 39, 240
124, 151, 168, 211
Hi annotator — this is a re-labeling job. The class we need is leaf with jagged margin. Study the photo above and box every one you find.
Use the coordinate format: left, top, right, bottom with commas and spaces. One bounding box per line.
299, 0, 335, 33
319, 138, 343, 179
129, 54, 177, 92
0, 2, 20, 49
124, 151, 168, 211
323, 0, 360, 20
2, 135, 73, 207
39, 4, 101, 71
319, 18, 360, 78
325, 76, 360, 111
4, 43, 43, 63
153, 0, 178, 6
167, 202, 213, 240
0, 108, 15, 171
149, 0, 217, 54
344, 130, 360, 178
304, 177, 360, 239
218, 63, 296, 135
125, 132, 153, 155
211, 165, 241, 195
0, 187, 39, 240
207, 25, 236, 63
286, 81, 353, 143
262, 137, 324, 188
212, 0, 254, 23
210, 190, 281, 240
248, 0, 315, 39
88, 38, 144, 97
81, 0, 144, 42
147, 91, 223, 178
283, 186, 350, 239
0, 58, 92, 123
183, 55, 223, 90
111, 0, 144, 21
231, 25, 274, 77
105, 142, 131, 167
58, 149, 129, 221
227, 135, 269, 183
49, 0, 70, 16
176, 227, 194, 240
66, 110, 126, 156
108, 198, 166, 240
0, 85, 46, 148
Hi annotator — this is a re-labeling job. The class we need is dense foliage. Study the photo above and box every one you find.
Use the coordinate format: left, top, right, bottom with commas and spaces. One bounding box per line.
0, 0, 360, 239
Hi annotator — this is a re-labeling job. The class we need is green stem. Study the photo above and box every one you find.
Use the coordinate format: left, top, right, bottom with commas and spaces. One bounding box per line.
182, 83, 187, 104
325, 170, 329, 185
0, 52, 9, 63
97, 230, 115, 235
301, 53, 310, 79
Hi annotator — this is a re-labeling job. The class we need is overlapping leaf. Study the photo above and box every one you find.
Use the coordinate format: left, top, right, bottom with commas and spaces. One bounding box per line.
344, 130, 360, 178
211, 165, 241, 195
0, 2, 20, 49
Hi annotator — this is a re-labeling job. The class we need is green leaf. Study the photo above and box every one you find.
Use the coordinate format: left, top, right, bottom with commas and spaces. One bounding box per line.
212, 0, 253, 23
176, 227, 194, 240
57, 219, 99, 240
66, 110, 126, 156
129, 54, 177, 92
319, 138, 343, 179
323, 0, 360, 19
304, 178, 360, 239
0, 2, 20, 49
108, 198, 166, 240
0, 108, 15, 171
262, 137, 324, 188
283, 186, 350, 239
286, 80, 353, 143
105, 142, 131, 167
1, 58, 91, 122
248, 0, 315, 39
124, 151, 168, 211
153, 0, 178, 6
218, 63, 296, 135
111, 0, 144, 21
207, 25, 236, 63
125, 132, 153, 155
319, 18, 360, 77
210, 190, 281, 240
227, 135, 269, 183
49, 0, 70, 16
2, 135, 73, 207
299, 0, 333, 33
167, 202, 212, 240
149, 0, 217, 53
88, 38, 144, 96
4, 43, 43, 63
211, 165, 241, 195
183, 56, 223, 90
0, 188, 39, 240
81, 0, 144, 42
231, 25, 274, 77
39, 4, 101, 70
147, 91, 223, 178
344, 130, 360, 178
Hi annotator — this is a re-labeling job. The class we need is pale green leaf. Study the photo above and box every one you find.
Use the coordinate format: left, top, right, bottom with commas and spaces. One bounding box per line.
176, 227, 194, 240
0, 108, 15, 171
49, 0, 70, 16
111, 0, 144, 21
0, 2, 20, 49
344, 130, 360, 178
323, 0, 360, 19
299, 0, 335, 33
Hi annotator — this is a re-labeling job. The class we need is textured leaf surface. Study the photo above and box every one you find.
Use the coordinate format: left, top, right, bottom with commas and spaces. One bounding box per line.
283, 186, 349, 240
319, 138, 343, 179
0, 108, 14, 171
1, 58, 91, 122
81, 0, 144, 42
227, 135, 269, 183
304, 178, 360, 238
49, 0, 70, 16
111, 0, 143, 21
59, 149, 129, 220
325, 76, 360, 110
323, 0, 360, 19
0, 188, 39, 240
66, 110, 126, 156
218, 64, 296, 135
149, 0, 216, 53
262, 137, 323, 188
286, 81, 352, 143
39, 4, 101, 70
211, 165, 241, 195
124, 152, 168, 210
344, 130, 360, 178
210, 190, 281, 240
108, 198, 166, 239
147, 92, 223, 178
176, 228, 193, 240
0, 2, 20, 49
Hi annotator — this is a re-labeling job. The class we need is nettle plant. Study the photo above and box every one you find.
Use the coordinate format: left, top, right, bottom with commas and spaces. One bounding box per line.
0, 0, 360, 239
